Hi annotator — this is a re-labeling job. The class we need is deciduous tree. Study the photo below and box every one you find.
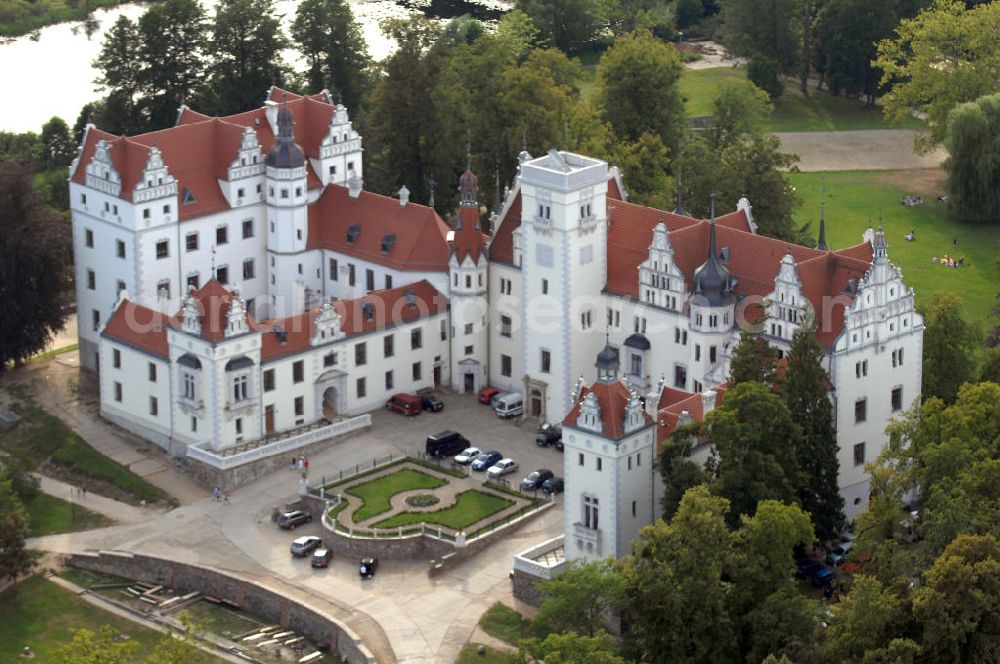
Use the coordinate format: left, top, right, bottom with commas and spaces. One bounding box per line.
515, 0, 609, 53
658, 426, 708, 521
728, 329, 778, 385
292, 0, 371, 111
520, 631, 626, 664
943, 92, 1000, 225
39, 117, 75, 168
920, 291, 979, 403
720, 0, 802, 74
533, 559, 626, 637
821, 575, 912, 663
0, 470, 34, 586
92, 15, 145, 135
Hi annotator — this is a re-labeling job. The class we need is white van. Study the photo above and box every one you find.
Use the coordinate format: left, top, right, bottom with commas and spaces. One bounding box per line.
493, 392, 524, 419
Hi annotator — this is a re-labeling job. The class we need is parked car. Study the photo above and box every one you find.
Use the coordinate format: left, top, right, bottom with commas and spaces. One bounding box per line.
554, 439, 564, 452
487, 458, 519, 479
536, 424, 562, 447
425, 430, 470, 458
521, 469, 555, 491
311, 548, 333, 568
795, 559, 824, 580
542, 477, 565, 495
478, 387, 502, 405
422, 395, 444, 412
811, 568, 836, 588
277, 510, 312, 530
360, 557, 379, 579
454, 446, 482, 465
826, 541, 855, 566
290, 535, 322, 557
386, 393, 422, 416
471, 450, 503, 472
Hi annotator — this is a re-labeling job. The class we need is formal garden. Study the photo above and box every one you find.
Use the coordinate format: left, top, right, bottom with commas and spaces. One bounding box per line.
322, 460, 540, 538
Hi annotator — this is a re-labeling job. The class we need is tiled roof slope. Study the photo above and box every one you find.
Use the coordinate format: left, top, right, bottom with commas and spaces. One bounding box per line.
101, 299, 171, 359
563, 380, 653, 440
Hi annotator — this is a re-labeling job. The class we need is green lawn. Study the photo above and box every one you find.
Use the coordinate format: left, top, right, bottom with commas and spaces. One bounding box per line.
478, 602, 538, 645
0, 575, 222, 663
787, 169, 1000, 323
346, 468, 447, 523
679, 67, 925, 131
456, 643, 519, 664
23, 492, 114, 537
373, 490, 513, 530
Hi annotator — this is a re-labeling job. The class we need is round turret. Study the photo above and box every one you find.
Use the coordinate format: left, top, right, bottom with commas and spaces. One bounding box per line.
266, 105, 305, 169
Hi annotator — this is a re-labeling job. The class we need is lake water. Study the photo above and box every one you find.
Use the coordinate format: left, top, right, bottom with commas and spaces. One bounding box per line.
0, 0, 509, 133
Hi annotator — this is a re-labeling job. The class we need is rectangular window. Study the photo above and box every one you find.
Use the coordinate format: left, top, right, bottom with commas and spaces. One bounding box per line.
632, 500, 636, 518
366, 269, 374, 292
294, 396, 304, 416
157, 280, 169, 299
355, 342, 367, 366
501, 354, 512, 377
156, 240, 168, 259
597, 457, 602, 472
92, 309, 100, 331
464, 323, 474, 335
710, 346, 717, 364
357, 377, 366, 398
674, 364, 687, 389
464, 345, 474, 355
148, 363, 156, 382
541, 350, 551, 373
500, 316, 512, 337
412, 361, 422, 381
114, 381, 122, 402
385, 370, 394, 390
695, 345, 701, 362
583, 495, 599, 529
292, 360, 304, 383
578, 453, 585, 466
855, 398, 867, 423
216, 265, 228, 284
541, 279, 549, 295
637, 452, 642, 466
243, 259, 255, 280
242, 219, 254, 239
323, 352, 336, 367
263, 369, 275, 391
85, 228, 94, 247
411, 328, 422, 350
143, 208, 150, 219
149, 396, 158, 416
163, 204, 170, 215
187, 274, 200, 290
440, 320, 447, 341
112, 348, 121, 368
854, 442, 866, 466
216, 225, 228, 245
330, 258, 339, 280
385, 274, 393, 289
191, 416, 197, 432
348, 264, 356, 286
185, 233, 198, 252
87, 269, 95, 290
116, 240, 126, 259
891, 387, 903, 412
383, 334, 394, 358
235, 417, 243, 435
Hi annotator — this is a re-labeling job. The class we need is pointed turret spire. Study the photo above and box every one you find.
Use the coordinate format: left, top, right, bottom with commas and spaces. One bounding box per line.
493, 159, 502, 216
817, 202, 830, 251
265, 95, 304, 168
459, 146, 478, 209
692, 193, 736, 307
672, 165, 689, 216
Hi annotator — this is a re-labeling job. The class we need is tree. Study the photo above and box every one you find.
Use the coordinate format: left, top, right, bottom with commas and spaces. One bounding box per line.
0, 163, 72, 369
609, 130, 673, 209
913, 534, 1000, 663
292, 0, 372, 110
875, 0, 1000, 151
821, 575, 911, 663
621, 486, 736, 663
705, 382, 803, 524
520, 631, 626, 664
39, 117, 76, 168
706, 83, 772, 151
93, 15, 145, 134
676, 0, 705, 28
782, 321, 844, 541
728, 329, 778, 385
0, 470, 35, 586
55, 626, 140, 664
979, 346, 1000, 383
608, 0, 677, 38
720, 0, 802, 74
921, 291, 979, 403
744, 586, 818, 664
205, 0, 290, 115
747, 55, 785, 100
138, 0, 210, 130
533, 559, 626, 637
658, 426, 708, 521
597, 30, 686, 149
943, 93, 1000, 225
515, 0, 608, 53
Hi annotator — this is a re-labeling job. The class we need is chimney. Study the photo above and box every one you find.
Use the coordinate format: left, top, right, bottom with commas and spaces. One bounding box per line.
347, 174, 363, 199
398, 185, 410, 207
264, 100, 279, 135
701, 389, 717, 416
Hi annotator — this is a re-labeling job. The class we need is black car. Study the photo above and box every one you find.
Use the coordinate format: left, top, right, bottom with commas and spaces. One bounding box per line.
521, 468, 555, 491
422, 395, 444, 412
541, 477, 565, 495
277, 510, 312, 530
311, 548, 333, 568
360, 557, 379, 579
471, 450, 503, 471
535, 426, 562, 447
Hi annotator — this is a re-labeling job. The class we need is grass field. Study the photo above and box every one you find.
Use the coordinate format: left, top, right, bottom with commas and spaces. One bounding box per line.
0, 575, 221, 664
456, 643, 519, 664
373, 490, 513, 530
478, 602, 538, 645
23, 492, 113, 537
787, 169, 1000, 324
346, 468, 447, 523
679, 67, 926, 132
0, 404, 169, 505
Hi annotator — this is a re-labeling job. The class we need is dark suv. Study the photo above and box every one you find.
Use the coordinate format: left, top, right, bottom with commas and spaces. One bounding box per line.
521, 469, 555, 491
277, 510, 312, 530
536, 425, 562, 447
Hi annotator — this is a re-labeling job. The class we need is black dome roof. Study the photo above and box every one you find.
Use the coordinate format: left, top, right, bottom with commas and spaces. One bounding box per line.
266, 104, 305, 169
693, 221, 735, 307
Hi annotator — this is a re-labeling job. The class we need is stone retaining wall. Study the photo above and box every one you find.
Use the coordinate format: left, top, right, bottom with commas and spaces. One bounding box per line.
64, 551, 377, 664
511, 568, 545, 606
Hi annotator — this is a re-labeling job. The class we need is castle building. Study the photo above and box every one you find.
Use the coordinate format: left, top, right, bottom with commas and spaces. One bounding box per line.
72, 89, 921, 519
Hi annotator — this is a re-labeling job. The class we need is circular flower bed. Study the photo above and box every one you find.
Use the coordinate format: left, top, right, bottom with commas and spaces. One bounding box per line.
405, 494, 440, 508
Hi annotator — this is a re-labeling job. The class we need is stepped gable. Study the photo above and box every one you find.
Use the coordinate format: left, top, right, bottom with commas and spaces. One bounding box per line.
563, 380, 652, 440
796, 251, 871, 347
101, 299, 170, 359
256, 280, 449, 361
170, 279, 250, 343
306, 184, 452, 272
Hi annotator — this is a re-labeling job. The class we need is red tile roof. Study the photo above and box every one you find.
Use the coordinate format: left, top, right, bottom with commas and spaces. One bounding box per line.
170, 279, 246, 343
563, 379, 653, 440
307, 184, 451, 272
453, 205, 487, 263
488, 191, 521, 266
101, 299, 170, 359
255, 280, 449, 361
655, 384, 728, 446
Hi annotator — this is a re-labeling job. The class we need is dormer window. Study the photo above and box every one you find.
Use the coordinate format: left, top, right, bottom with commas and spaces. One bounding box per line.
182, 187, 196, 205
347, 224, 361, 244
381, 234, 396, 253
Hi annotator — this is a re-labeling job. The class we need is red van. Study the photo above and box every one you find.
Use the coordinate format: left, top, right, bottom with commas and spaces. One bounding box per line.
386, 393, 422, 416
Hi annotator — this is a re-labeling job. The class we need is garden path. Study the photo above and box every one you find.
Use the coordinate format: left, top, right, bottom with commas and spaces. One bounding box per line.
36, 474, 154, 524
